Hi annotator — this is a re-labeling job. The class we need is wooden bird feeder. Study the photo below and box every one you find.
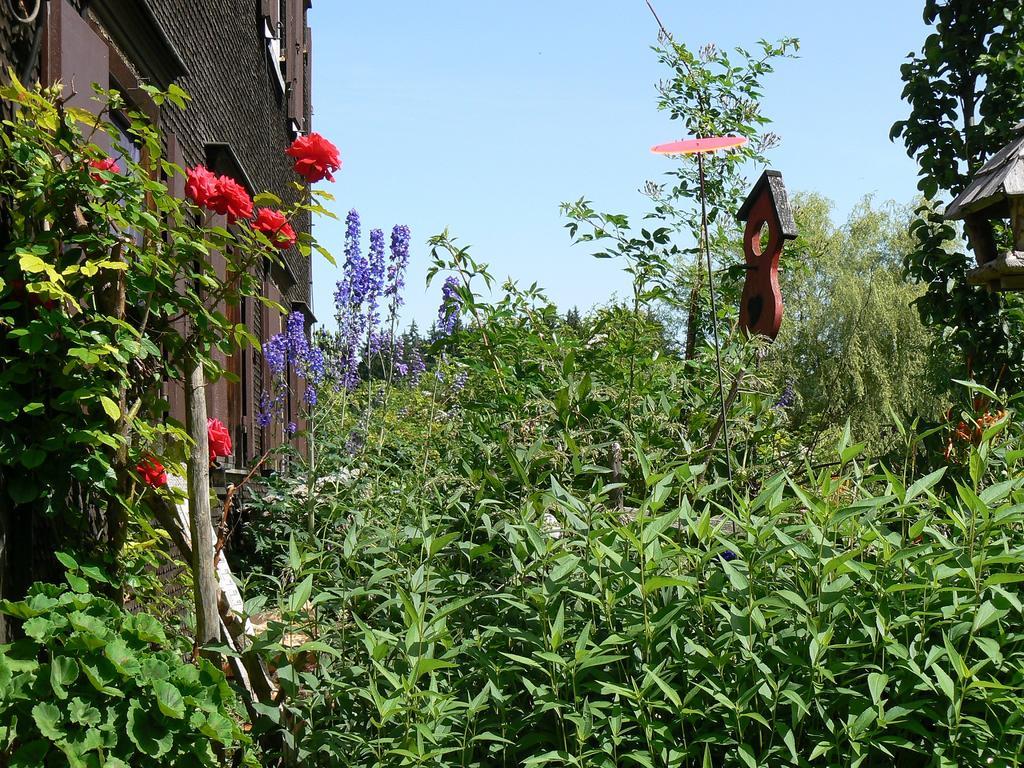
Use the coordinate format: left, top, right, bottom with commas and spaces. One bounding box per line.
945, 123, 1024, 291
736, 170, 797, 340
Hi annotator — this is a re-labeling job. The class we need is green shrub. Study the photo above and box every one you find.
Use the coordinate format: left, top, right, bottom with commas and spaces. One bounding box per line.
244, 383, 1024, 767
0, 582, 253, 767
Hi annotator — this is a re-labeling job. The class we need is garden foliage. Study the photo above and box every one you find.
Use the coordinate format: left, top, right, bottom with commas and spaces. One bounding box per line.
0, 577, 251, 767
233, 187, 1024, 766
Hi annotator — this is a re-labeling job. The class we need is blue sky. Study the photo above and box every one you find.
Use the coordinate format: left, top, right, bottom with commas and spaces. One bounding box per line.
306, 1, 926, 330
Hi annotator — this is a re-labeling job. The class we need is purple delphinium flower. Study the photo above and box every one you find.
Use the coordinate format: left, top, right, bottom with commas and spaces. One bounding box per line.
264, 333, 288, 377
259, 309, 326, 427
774, 381, 795, 410
364, 228, 387, 356
256, 392, 274, 428
452, 370, 468, 392
286, 310, 309, 361
286, 422, 297, 435
334, 209, 374, 388
392, 338, 409, 378
386, 225, 410, 305
437, 276, 461, 336
409, 345, 425, 383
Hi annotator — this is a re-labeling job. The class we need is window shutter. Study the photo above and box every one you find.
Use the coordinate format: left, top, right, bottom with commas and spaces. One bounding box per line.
285, 0, 305, 131
50, 1, 109, 135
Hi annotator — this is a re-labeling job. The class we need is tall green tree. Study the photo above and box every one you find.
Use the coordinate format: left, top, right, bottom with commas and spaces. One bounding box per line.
769, 193, 949, 453
891, 0, 1024, 391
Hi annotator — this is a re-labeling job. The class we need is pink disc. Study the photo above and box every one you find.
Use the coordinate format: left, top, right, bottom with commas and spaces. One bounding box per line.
651, 136, 748, 155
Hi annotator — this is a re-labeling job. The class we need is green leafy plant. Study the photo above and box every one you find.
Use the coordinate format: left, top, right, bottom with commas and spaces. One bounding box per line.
0, 580, 254, 767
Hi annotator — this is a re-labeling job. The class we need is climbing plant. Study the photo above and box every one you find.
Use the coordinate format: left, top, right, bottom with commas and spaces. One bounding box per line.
0, 75, 336, 634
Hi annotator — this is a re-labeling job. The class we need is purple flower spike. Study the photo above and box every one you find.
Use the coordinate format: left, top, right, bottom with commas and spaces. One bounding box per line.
437, 276, 461, 336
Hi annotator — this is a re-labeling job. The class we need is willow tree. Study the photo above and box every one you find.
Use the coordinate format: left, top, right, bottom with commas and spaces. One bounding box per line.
768, 193, 950, 453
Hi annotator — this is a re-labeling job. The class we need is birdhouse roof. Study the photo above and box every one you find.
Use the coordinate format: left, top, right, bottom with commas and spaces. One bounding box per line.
736, 170, 798, 239
946, 126, 1024, 220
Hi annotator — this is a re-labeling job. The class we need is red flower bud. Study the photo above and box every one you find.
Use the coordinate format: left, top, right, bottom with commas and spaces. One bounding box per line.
252, 208, 297, 250
286, 132, 341, 183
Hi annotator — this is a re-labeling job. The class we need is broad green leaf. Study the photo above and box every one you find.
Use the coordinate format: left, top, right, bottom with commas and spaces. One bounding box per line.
31, 702, 63, 741
153, 680, 185, 719
98, 395, 121, 421
868, 672, 888, 704
50, 655, 79, 699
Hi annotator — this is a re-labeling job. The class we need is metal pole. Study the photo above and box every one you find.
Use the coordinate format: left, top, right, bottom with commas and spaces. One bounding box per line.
697, 151, 733, 483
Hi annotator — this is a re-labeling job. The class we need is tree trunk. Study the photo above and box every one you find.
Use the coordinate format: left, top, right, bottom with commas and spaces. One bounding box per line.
185, 358, 220, 648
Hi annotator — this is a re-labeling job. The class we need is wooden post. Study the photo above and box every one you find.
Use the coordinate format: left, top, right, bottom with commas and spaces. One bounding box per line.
185, 358, 220, 648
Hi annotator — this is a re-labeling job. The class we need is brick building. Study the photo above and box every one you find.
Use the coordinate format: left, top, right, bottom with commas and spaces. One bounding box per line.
2, 0, 314, 471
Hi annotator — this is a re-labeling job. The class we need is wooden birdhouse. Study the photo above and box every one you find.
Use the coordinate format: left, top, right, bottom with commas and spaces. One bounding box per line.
736, 170, 798, 340
945, 124, 1024, 291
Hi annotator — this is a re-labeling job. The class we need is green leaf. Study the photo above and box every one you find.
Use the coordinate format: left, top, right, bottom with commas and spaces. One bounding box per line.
50, 655, 80, 700
132, 613, 167, 644
198, 711, 234, 746
7, 474, 38, 504
19, 448, 46, 470
31, 702, 63, 741
153, 680, 185, 719
98, 395, 121, 422
933, 665, 955, 700
289, 575, 313, 613
78, 658, 123, 697
906, 467, 945, 501
126, 700, 173, 757
868, 672, 888, 704
288, 534, 300, 572
10, 741, 49, 767
104, 636, 140, 676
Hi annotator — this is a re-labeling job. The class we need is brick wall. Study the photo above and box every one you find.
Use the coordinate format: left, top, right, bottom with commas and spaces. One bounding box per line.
146, 0, 311, 308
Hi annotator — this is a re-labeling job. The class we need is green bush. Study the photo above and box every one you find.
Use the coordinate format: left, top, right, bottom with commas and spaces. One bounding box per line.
0, 581, 253, 767
249, 414, 1024, 767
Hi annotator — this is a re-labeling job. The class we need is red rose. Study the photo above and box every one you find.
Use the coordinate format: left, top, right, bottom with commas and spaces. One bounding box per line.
186, 165, 218, 208
252, 208, 297, 250
208, 176, 253, 223
136, 457, 168, 488
207, 417, 232, 463
286, 133, 341, 183
89, 156, 121, 183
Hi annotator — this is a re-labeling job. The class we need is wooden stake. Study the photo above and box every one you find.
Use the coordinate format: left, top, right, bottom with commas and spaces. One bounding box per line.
185, 358, 220, 648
